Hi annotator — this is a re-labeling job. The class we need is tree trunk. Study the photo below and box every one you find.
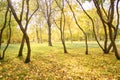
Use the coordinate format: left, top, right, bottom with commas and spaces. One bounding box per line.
36, 27, 39, 43
85, 35, 88, 55
24, 34, 31, 63
60, 31, 67, 53
108, 24, 120, 60
48, 19, 52, 46
68, 26, 73, 43
40, 26, 43, 43
0, 6, 9, 49
66, 0, 88, 55
0, 10, 12, 60
7, 0, 37, 63
18, 36, 24, 57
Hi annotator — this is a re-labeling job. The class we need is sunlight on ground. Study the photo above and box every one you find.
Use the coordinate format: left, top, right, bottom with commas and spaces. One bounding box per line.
0, 42, 120, 79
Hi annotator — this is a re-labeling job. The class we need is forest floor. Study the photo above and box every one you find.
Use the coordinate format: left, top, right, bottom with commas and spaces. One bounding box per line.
0, 42, 120, 80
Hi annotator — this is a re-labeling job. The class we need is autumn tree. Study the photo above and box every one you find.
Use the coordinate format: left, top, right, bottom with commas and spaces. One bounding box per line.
7, 0, 39, 63
0, 10, 12, 60
39, 0, 54, 46
75, 0, 115, 54
93, 0, 120, 59
0, 4, 11, 59
18, 0, 39, 57
54, 0, 68, 53
0, 1, 8, 49
66, 0, 88, 54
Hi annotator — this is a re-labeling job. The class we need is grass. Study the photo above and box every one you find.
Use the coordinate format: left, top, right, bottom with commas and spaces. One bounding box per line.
0, 42, 120, 80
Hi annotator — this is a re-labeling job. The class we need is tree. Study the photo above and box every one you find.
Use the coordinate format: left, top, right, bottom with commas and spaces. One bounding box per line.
7, 0, 39, 63
93, 0, 120, 59
39, 0, 53, 46
0, 10, 12, 59
18, 0, 39, 57
76, 0, 114, 54
54, 0, 68, 53
66, 0, 88, 55
0, 3, 9, 49
0, 4, 12, 59
65, 13, 73, 43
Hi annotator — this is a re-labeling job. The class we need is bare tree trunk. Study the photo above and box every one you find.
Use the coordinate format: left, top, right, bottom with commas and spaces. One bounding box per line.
40, 25, 43, 43
24, 35, 31, 63
0, 10, 11, 60
108, 24, 120, 59
60, 31, 67, 53
48, 19, 52, 46
66, 0, 88, 54
93, 0, 120, 59
54, 0, 68, 53
107, 0, 120, 53
76, 0, 112, 54
40, 0, 53, 46
18, 37, 24, 57
17, 0, 39, 61
35, 26, 39, 43
0, 6, 9, 49
18, 0, 25, 57
7, 0, 33, 63
68, 26, 73, 43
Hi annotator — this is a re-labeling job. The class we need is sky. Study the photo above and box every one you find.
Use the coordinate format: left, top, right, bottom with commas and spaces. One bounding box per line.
82, 1, 94, 10
11, 0, 94, 10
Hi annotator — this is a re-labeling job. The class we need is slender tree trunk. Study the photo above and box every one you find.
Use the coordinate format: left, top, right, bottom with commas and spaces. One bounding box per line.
18, 0, 39, 61
17, 0, 25, 57
7, 0, 32, 63
68, 26, 73, 43
53, 0, 68, 53
103, 25, 109, 53
47, 19, 52, 46
1, 11, 12, 59
24, 35, 31, 63
108, 24, 120, 59
0, 6, 9, 49
66, 0, 88, 54
54, 19, 68, 53
0, 6, 9, 59
36, 27, 39, 43
18, 36, 24, 57
60, 30, 67, 53
40, 25, 43, 43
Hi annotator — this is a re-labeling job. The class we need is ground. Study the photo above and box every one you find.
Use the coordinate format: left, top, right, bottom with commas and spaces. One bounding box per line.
0, 42, 120, 80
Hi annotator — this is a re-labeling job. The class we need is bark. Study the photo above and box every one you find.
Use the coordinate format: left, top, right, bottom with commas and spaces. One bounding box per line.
107, 0, 120, 53
107, 0, 120, 59
18, 37, 24, 57
18, 0, 25, 57
36, 26, 39, 43
40, 25, 43, 43
66, 0, 88, 54
0, 6, 9, 49
40, 0, 53, 46
54, 19, 68, 53
108, 23, 120, 59
93, 0, 109, 53
48, 19, 52, 46
0, 9, 11, 60
93, 0, 120, 59
54, 0, 68, 53
68, 25, 73, 43
18, 0, 39, 59
61, 0, 67, 53
60, 31, 67, 53
7, 0, 31, 63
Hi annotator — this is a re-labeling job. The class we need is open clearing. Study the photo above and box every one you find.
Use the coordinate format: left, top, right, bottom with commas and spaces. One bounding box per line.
0, 42, 120, 80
